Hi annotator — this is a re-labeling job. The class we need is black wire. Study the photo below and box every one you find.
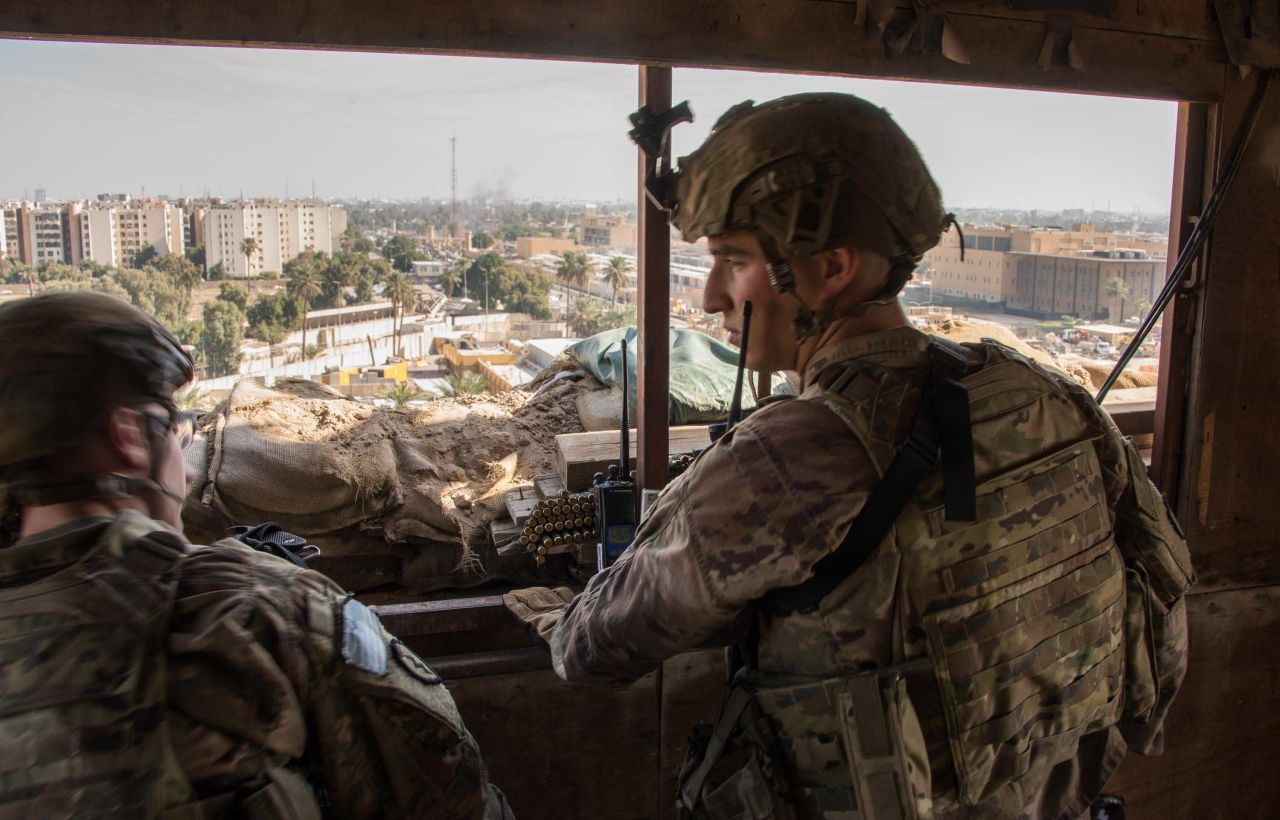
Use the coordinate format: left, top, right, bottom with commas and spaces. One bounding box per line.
1096, 70, 1274, 403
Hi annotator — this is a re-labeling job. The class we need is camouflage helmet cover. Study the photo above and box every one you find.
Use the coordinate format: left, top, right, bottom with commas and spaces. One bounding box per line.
0, 291, 194, 475
671, 93, 949, 268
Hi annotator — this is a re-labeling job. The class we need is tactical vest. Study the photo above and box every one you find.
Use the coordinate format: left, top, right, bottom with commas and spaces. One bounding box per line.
678, 338, 1193, 820
0, 511, 322, 819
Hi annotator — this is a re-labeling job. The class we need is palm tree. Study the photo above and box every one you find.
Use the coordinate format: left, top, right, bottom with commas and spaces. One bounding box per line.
604, 255, 631, 307
384, 270, 418, 354
1104, 276, 1129, 321
240, 237, 260, 292
286, 263, 322, 362
435, 371, 489, 397
555, 251, 592, 319
440, 261, 464, 297
384, 380, 426, 409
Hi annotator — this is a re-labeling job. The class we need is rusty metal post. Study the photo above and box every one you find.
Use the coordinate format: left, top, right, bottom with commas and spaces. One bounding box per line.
636, 65, 671, 492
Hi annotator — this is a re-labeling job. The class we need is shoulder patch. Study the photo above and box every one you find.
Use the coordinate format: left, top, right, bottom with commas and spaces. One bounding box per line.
392, 639, 443, 685
341, 597, 388, 676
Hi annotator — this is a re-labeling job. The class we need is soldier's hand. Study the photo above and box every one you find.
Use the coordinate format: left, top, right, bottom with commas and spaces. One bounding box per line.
503, 586, 575, 645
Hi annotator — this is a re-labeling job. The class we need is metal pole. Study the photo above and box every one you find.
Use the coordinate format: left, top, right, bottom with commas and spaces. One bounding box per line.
637, 65, 671, 492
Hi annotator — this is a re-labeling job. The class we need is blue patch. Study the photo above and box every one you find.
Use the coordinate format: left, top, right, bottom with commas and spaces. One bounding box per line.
342, 597, 388, 676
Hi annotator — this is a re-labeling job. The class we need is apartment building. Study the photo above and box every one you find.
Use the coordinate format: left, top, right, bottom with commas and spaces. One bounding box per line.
78, 200, 185, 267
1, 209, 18, 261
203, 200, 347, 278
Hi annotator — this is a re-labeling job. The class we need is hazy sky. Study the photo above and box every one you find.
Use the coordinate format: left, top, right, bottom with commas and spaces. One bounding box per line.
0, 39, 1178, 212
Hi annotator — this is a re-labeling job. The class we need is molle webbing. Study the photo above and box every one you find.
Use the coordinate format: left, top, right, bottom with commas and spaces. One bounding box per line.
762, 338, 976, 616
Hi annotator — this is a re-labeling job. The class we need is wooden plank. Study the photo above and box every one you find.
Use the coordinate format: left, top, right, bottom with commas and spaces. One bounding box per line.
1152, 101, 1209, 506
638, 65, 673, 495
449, 669, 662, 820
534, 472, 565, 500
820, 0, 1220, 43
0, 0, 1225, 101
556, 424, 711, 491
505, 486, 540, 526
1174, 71, 1280, 591
1109, 586, 1280, 816
488, 516, 522, 550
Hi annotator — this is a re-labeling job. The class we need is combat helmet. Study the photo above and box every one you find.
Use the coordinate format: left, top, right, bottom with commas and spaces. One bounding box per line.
632, 92, 956, 308
0, 291, 194, 514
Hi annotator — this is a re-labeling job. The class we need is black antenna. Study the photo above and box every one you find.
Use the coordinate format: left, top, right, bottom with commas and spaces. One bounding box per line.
620, 338, 630, 481
727, 301, 753, 430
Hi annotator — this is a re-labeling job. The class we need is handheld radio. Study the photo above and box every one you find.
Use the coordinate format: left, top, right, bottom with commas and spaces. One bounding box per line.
595, 337, 638, 571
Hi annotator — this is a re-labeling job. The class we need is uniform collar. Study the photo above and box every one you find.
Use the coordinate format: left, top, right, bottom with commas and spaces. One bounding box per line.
801, 325, 931, 388
0, 516, 114, 586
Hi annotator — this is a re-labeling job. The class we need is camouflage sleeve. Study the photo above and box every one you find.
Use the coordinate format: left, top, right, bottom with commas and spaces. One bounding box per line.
167, 541, 507, 819
549, 399, 879, 683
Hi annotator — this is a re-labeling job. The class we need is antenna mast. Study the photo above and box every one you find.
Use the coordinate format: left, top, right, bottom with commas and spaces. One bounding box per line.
451, 136, 458, 235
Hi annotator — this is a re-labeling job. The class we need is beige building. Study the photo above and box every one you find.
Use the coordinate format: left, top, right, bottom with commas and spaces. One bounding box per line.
78, 200, 185, 267
1007, 251, 1163, 321
578, 211, 637, 251
921, 223, 1167, 313
204, 200, 347, 278
515, 236, 580, 258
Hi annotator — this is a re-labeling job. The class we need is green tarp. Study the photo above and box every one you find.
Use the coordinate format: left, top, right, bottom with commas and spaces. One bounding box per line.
564, 326, 786, 425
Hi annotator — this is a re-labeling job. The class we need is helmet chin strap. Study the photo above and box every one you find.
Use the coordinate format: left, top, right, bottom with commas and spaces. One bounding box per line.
13, 416, 183, 517
765, 257, 897, 345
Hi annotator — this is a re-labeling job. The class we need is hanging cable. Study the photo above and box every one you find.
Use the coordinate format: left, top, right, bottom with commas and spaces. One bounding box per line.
1097, 70, 1273, 403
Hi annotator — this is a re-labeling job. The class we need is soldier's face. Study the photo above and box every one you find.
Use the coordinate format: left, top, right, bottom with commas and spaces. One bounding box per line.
705, 231, 800, 372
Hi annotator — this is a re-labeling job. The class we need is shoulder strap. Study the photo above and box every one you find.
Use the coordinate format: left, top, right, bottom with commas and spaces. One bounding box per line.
761, 338, 976, 617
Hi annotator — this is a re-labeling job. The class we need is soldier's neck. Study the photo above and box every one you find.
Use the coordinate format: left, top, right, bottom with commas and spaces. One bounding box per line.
19, 497, 150, 540
795, 300, 909, 379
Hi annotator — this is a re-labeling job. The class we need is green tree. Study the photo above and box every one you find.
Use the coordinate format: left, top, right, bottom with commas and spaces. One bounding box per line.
383, 234, 423, 272
112, 267, 191, 329
240, 237, 260, 291
145, 254, 202, 292
201, 301, 246, 377
207, 261, 226, 281
472, 230, 494, 250
567, 297, 635, 338
440, 260, 464, 298
1135, 298, 1152, 318
218, 282, 249, 311
245, 292, 300, 364
384, 380, 426, 408
434, 371, 489, 397
464, 253, 553, 320
131, 244, 159, 269
286, 258, 323, 358
340, 224, 375, 254
604, 255, 631, 307
185, 243, 206, 269
1104, 277, 1129, 321
383, 270, 418, 352
555, 250, 592, 318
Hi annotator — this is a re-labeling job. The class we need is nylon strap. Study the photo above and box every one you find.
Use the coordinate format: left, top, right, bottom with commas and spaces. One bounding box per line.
762, 338, 975, 616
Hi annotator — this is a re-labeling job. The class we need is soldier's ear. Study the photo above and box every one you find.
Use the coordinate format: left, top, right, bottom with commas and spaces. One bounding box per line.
103, 406, 152, 473
816, 246, 861, 299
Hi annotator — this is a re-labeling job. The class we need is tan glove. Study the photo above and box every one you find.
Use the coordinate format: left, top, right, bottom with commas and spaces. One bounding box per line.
503, 586, 575, 645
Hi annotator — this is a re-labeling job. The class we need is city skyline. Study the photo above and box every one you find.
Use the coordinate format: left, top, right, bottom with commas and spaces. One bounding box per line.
2, 40, 1178, 212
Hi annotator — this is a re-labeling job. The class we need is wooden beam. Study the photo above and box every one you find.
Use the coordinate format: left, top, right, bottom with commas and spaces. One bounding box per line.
0, 0, 1225, 101
637, 65, 672, 493
555, 425, 711, 491
1175, 71, 1280, 591
1152, 100, 1209, 506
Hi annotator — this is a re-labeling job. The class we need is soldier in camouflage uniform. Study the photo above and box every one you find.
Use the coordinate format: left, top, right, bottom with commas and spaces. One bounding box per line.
0, 291, 512, 819
506, 94, 1193, 819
